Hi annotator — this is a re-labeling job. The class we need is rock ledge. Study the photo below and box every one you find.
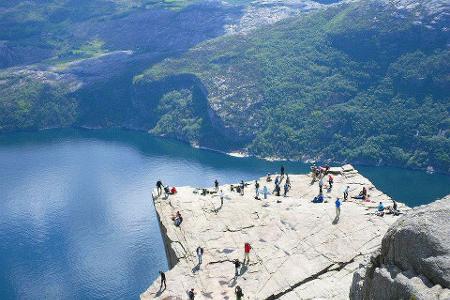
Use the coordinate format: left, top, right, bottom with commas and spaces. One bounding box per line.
142, 165, 409, 299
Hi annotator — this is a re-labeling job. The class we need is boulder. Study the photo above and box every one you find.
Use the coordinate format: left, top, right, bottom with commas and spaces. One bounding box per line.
350, 195, 450, 300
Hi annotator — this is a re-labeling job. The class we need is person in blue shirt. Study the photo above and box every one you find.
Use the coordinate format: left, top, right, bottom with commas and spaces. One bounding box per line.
335, 198, 341, 218
377, 202, 385, 216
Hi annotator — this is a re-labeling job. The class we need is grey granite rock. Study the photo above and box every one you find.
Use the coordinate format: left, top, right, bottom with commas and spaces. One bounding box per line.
350, 195, 450, 300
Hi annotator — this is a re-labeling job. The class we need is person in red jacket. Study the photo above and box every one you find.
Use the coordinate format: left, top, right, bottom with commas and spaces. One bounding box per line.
243, 242, 251, 264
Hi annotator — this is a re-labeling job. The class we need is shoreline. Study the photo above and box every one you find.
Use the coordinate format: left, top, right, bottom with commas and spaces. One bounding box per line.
142, 165, 410, 299
0, 127, 447, 175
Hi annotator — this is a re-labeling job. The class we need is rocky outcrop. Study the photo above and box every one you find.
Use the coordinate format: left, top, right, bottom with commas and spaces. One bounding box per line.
141, 165, 409, 299
350, 195, 450, 300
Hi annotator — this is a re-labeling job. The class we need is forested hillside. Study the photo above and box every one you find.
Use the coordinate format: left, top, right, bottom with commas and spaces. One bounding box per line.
138, 0, 450, 172
0, 0, 449, 173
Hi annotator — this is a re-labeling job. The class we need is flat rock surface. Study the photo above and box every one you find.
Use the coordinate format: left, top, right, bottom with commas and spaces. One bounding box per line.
141, 166, 408, 299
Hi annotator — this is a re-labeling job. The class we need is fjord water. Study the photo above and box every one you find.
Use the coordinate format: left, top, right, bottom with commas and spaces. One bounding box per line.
0, 129, 449, 299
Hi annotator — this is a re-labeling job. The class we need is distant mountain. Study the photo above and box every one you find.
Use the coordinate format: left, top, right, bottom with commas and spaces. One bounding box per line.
0, 0, 449, 173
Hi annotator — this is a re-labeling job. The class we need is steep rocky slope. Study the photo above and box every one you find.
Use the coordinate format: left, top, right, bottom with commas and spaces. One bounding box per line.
350, 195, 450, 300
138, 0, 450, 172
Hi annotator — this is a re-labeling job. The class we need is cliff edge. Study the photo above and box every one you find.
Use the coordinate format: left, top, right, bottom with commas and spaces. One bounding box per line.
141, 165, 409, 299
350, 195, 450, 300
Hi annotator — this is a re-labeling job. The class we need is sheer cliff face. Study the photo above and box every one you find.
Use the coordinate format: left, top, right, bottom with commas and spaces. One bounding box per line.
350, 196, 450, 300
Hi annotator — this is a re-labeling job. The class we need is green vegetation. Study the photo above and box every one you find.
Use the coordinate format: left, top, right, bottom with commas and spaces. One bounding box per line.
0, 74, 77, 132
140, 0, 450, 172
151, 89, 202, 142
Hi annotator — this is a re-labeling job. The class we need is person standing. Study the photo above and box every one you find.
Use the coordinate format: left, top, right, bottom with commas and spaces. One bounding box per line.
235, 286, 244, 300
220, 189, 224, 207
263, 185, 269, 199
343, 185, 349, 201
319, 177, 323, 194
196, 246, 204, 265
240, 180, 245, 196
243, 242, 251, 264
280, 165, 285, 177
234, 259, 241, 277
156, 180, 163, 197
188, 288, 195, 300
255, 180, 260, 199
328, 175, 334, 190
283, 182, 289, 197
159, 271, 166, 290
286, 175, 291, 188
335, 198, 341, 219
214, 179, 219, 191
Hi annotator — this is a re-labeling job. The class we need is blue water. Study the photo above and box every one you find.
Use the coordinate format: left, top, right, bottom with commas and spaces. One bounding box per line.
0, 129, 449, 299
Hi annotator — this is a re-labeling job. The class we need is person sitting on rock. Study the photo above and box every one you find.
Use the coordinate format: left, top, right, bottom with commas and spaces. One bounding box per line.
376, 202, 385, 216
312, 193, 324, 203
266, 173, 272, 182
172, 211, 183, 226
170, 186, 177, 194
164, 185, 170, 198
352, 187, 367, 200
387, 200, 400, 216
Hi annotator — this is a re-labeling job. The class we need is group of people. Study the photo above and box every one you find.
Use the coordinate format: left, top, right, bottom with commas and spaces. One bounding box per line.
155, 180, 177, 199
158, 242, 249, 299
310, 167, 401, 220
377, 200, 400, 216
155, 164, 403, 298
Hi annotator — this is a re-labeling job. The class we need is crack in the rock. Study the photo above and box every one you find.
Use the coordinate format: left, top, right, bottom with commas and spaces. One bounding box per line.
223, 225, 255, 232
208, 259, 258, 267
265, 254, 361, 299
